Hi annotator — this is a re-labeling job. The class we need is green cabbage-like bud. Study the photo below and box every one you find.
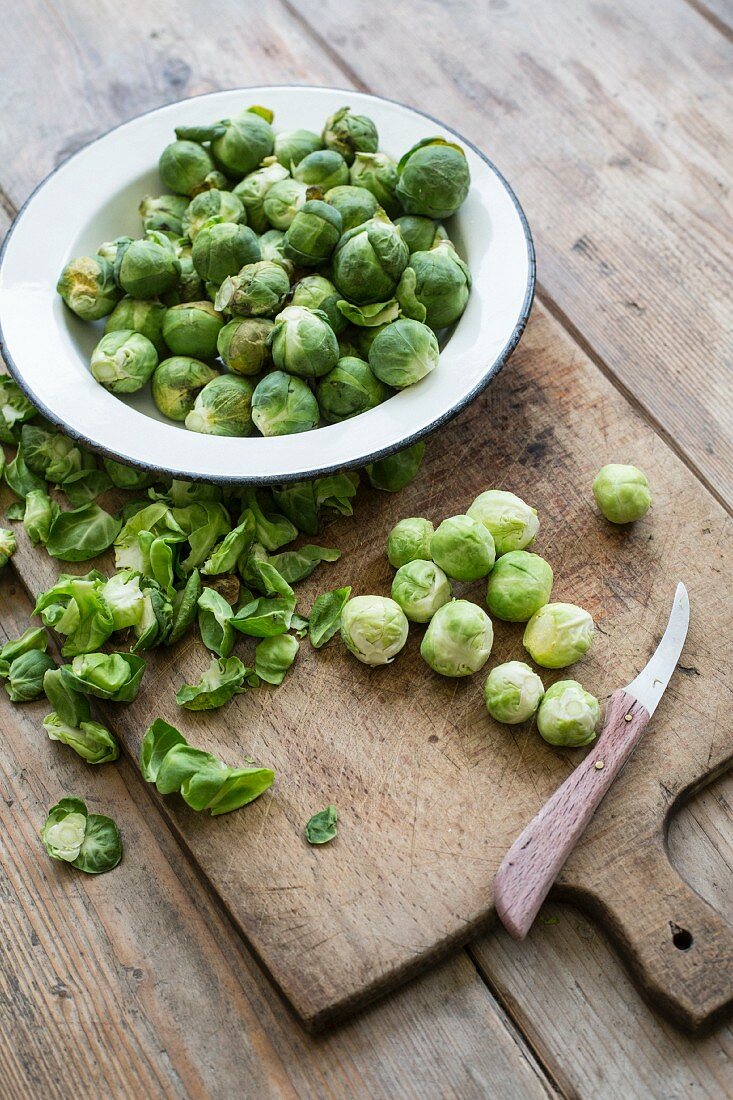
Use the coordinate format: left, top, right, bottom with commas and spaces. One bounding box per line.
152, 356, 220, 420
269, 305, 339, 379
396, 240, 471, 329
394, 215, 449, 254
316, 355, 390, 423
162, 300, 224, 358
484, 661, 545, 725
340, 594, 409, 666
215, 261, 290, 318
293, 148, 349, 191
161, 243, 205, 306
523, 603, 594, 669
251, 371, 319, 436
211, 109, 275, 179
386, 517, 434, 568
232, 160, 290, 233
430, 514, 496, 581
184, 374, 254, 437
115, 235, 182, 298
592, 463, 651, 524
181, 188, 245, 240
290, 274, 344, 334
139, 193, 189, 235
273, 128, 323, 168
332, 214, 409, 304
391, 559, 451, 623
257, 228, 295, 279
104, 297, 168, 355
396, 138, 471, 219
90, 329, 158, 393
262, 177, 309, 230
420, 599, 493, 677
322, 106, 378, 165
191, 221, 260, 284
467, 490, 539, 555
324, 184, 378, 232
0, 527, 17, 568
349, 152, 400, 217
57, 255, 121, 320
368, 317, 439, 388
366, 441, 425, 492
159, 140, 218, 196
5, 649, 56, 702
537, 680, 600, 746
283, 199, 342, 267
486, 550, 553, 622
217, 317, 274, 375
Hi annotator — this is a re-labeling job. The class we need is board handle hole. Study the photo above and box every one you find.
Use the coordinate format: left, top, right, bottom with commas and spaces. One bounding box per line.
671, 925, 693, 950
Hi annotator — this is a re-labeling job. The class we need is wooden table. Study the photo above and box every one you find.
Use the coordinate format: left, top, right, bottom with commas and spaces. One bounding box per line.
2, 1, 733, 1095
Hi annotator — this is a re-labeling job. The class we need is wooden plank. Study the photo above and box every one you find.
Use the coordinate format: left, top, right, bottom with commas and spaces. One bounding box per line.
0, 573, 557, 1100
691, 0, 733, 35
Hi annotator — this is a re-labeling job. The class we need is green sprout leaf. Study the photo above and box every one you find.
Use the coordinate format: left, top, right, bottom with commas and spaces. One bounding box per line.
309, 586, 352, 648
255, 635, 298, 686
305, 805, 338, 845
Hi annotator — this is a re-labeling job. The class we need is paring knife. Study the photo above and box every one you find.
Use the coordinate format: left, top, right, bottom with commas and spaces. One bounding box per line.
494, 582, 690, 940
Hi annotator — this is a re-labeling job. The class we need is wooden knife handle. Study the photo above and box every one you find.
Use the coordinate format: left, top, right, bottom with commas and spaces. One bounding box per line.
494, 689, 649, 940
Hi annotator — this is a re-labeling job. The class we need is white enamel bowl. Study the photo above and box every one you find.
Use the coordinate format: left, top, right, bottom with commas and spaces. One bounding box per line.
0, 86, 535, 484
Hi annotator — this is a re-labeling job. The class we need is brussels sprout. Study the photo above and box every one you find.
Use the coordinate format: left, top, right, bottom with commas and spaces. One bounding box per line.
191, 221, 260, 284
152, 356, 219, 421
23, 489, 52, 546
291, 274, 346, 334
322, 107, 378, 164
211, 108, 275, 179
316, 355, 389, 423
273, 128, 323, 168
0, 527, 17, 569
215, 261, 290, 318
90, 329, 158, 393
269, 305, 339, 379
537, 680, 600, 747
354, 323, 387, 358
61, 651, 146, 703
41, 797, 122, 871
139, 193, 189, 234
115, 236, 182, 298
396, 138, 471, 219
57, 255, 121, 320
176, 655, 248, 710
0, 377, 36, 443
366, 441, 426, 492
257, 228, 295, 279
332, 214, 409, 304
4, 649, 56, 702
592, 463, 651, 524
0, 627, 48, 678
467, 490, 539, 555
162, 300, 224, 358
420, 599, 494, 677
305, 804, 338, 845
368, 317, 439, 388
349, 152, 400, 217
262, 177, 309, 230
97, 236, 134, 266
394, 215, 449, 254
283, 199, 342, 267
162, 243, 206, 306
21, 424, 92, 486
397, 241, 472, 329
293, 148, 349, 192
181, 188, 244, 240
159, 139, 218, 196
430, 515, 496, 581
338, 327, 363, 358
523, 602, 595, 669
340, 594, 409, 666
217, 317, 273, 375
484, 661, 545, 725
485, 551, 553, 622
324, 184, 379, 232
391, 559, 452, 623
386, 517, 434, 568
232, 160, 290, 233
185, 374, 254, 437
104, 297, 168, 355
251, 371, 319, 437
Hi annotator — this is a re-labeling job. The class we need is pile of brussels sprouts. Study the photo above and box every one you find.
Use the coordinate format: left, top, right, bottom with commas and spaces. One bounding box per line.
57, 104, 473, 441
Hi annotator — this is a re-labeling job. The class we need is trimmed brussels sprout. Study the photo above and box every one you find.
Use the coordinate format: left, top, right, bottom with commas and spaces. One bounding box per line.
430, 514, 496, 581
191, 221, 260, 284
332, 214, 409, 304
185, 375, 254, 437
232, 160, 290, 233
291, 274, 346, 335
139, 193, 189, 235
485, 551, 553, 623
5, 649, 56, 702
90, 329, 158, 393
251, 371, 319, 436
257, 228, 295, 279
211, 108, 275, 179
316, 356, 389, 423
349, 152, 400, 217
592, 463, 651, 524
396, 138, 471, 219
324, 184, 378, 232
420, 599, 494, 677
293, 148, 349, 191
537, 680, 600, 747
57, 255, 121, 320
391, 559, 451, 623
387, 517, 434, 568
182, 188, 244, 240
368, 318, 439, 388
115, 236, 181, 298
41, 797, 122, 871
104, 297, 168, 355
262, 177, 309, 230
283, 199, 342, 267
162, 300, 224, 358
269, 305, 339, 379
215, 261, 290, 318
0, 527, 17, 569
340, 594, 409, 666
217, 317, 273, 375
366, 441, 426, 492
394, 215, 449, 254
23, 489, 52, 546
273, 128, 323, 168
322, 107, 378, 164
61, 651, 145, 702
159, 139, 218, 196
523, 603, 595, 669
397, 241, 472, 329
176, 655, 248, 710
152, 356, 219, 421
484, 661, 545, 725
467, 490, 539, 555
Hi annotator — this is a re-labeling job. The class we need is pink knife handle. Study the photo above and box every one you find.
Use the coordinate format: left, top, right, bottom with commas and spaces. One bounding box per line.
494, 689, 650, 940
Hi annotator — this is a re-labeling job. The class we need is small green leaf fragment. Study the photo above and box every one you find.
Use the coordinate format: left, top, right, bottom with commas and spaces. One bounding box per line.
305, 804, 338, 845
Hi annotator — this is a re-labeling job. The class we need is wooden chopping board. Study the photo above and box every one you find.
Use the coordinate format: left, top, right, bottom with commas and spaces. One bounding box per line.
8, 303, 733, 1033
